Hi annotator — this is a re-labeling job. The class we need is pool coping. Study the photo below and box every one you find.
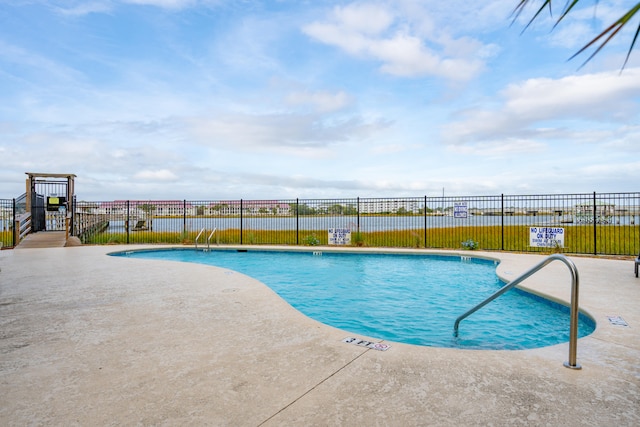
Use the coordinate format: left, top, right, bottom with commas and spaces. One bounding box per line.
1, 244, 638, 425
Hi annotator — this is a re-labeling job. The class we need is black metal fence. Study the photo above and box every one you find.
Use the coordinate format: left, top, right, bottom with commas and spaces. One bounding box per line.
1, 198, 15, 248
72, 192, 640, 256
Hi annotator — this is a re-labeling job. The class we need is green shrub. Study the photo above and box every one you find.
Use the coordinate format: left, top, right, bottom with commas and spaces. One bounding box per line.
461, 239, 479, 250
303, 234, 320, 246
351, 231, 365, 247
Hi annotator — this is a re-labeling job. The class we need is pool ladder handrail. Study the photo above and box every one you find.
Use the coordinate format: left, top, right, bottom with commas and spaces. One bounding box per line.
195, 228, 217, 250
453, 253, 582, 370
195, 228, 205, 250
207, 228, 217, 249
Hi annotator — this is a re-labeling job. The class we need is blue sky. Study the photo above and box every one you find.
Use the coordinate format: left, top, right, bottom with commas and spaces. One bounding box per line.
1, 0, 638, 201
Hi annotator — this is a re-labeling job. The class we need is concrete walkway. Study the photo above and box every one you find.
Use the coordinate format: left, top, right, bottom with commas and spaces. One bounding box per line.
0, 245, 638, 426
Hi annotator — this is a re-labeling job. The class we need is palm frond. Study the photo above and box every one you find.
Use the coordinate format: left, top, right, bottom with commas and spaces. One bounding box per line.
512, 0, 553, 33
554, 0, 582, 28
570, 3, 640, 69
623, 20, 640, 69
514, 1, 640, 69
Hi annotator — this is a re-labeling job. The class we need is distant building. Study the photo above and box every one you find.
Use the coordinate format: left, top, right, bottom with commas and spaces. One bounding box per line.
95, 201, 196, 217
208, 200, 291, 216
359, 199, 420, 214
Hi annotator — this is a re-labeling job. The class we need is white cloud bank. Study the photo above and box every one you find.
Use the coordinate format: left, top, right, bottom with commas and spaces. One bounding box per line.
302, 2, 492, 81
443, 68, 640, 148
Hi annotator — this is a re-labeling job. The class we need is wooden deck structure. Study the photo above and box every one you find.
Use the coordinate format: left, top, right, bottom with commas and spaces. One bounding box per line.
15, 231, 68, 249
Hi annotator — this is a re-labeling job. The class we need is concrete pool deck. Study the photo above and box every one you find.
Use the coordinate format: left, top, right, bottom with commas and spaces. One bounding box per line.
0, 245, 638, 426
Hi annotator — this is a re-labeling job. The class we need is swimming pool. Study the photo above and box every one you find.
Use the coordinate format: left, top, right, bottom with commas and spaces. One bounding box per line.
112, 249, 595, 350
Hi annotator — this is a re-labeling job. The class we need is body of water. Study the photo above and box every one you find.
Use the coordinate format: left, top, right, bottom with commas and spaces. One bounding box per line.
104, 214, 640, 233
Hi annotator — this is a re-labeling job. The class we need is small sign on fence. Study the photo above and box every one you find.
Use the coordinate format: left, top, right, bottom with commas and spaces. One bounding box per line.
454, 202, 468, 219
529, 227, 564, 248
328, 228, 351, 245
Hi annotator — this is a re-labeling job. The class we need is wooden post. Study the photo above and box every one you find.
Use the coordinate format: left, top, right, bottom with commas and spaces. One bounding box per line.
14, 218, 20, 246
25, 177, 31, 214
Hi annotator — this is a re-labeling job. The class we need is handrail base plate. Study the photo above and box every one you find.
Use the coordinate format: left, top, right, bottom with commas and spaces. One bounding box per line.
563, 361, 582, 370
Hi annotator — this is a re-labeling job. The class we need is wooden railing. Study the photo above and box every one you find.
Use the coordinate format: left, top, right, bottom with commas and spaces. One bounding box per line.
74, 212, 109, 242
14, 212, 32, 245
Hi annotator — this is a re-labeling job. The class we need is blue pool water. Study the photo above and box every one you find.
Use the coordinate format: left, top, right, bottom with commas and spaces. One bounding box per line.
112, 249, 595, 350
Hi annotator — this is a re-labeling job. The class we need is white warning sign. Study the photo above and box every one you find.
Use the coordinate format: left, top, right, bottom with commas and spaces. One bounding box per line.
529, 227, 564, 248
328, 228, 351, 245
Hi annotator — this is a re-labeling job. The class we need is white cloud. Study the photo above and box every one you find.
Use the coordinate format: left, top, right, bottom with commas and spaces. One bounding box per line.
370, 143, 418, 154
581, 161, 640, 176
443, 68, 640, 147
123, 0, 199, 9
547, 22, 596, 50
53, 0, 224, 16
133, 169, 179, 181
502, 69, 640, 120
374, 33, 471, 78
602, 126, 640, 152
398, 0, 514, 35
187, 111, 391, 153
303, 21, 369, 56
285, 90, 352, 113
112, 149, 128, 159
302, 2, 490, 80
447, 138, 547, 156
56, 2, 113, 16
332, 2, 394, 35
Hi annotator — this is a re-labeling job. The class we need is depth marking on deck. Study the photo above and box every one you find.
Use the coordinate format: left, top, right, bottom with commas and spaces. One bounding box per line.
607, 316, 628, 327
342, 337, 390, 351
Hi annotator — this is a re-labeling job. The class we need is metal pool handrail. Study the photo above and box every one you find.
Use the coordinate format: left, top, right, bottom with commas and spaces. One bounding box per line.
453, 254, 582, 370
195, 228, 205, 250
195, 228, 217, 250
207, 228, 217, 249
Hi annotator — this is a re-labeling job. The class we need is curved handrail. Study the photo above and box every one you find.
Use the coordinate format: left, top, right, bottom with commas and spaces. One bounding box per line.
195, 228, 205, 249
207, 228, 217, 249
453, 254, 581, 369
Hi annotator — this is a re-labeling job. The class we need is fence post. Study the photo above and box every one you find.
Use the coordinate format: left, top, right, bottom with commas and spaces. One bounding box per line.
126, 200, 130, 244
11, 198, 16, 247
501, 194, 504, 251
71, 195, 76, 236
424, 195, 427, 248
183, 200, 187, 235
593, 192, 597, 255
11, 198, 15, 247
357, 197, 360, 232
296, 198, 299, 245
240, 199, 243, 245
